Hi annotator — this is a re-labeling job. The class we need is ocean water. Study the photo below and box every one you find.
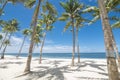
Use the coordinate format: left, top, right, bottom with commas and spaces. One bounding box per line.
6, 52, 107, 59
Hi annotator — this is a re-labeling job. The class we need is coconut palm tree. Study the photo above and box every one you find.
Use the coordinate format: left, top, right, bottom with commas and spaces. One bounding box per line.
74, 16, 87, 63
83, 0, 120, 67
39, 1, 57, 64
1, 19, 19, 59
0, 19, 19, 50
98, 0, 119, 79
24, 0, 41, 73
16, 29, 31, 58
59, 0, 83, 66
32, 24, 43, 52
1, 39, 10, 59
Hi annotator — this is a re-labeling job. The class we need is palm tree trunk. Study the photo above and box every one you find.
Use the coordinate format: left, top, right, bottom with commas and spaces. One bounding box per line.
1, 0, 8, 12
16, 36, 26, 58
71, 17, 75, 66
98, 0, 119, 80
0, 32, 8, 50
1, 33, 12, 59
110, 30, 120, 68
24, 0, 41, 73
76, 26, 80, 63
1, 44, 7, 59
39, 32, 46, 64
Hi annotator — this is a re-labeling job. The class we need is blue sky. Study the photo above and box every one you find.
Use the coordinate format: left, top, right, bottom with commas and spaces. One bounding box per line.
0, 0, 120, 53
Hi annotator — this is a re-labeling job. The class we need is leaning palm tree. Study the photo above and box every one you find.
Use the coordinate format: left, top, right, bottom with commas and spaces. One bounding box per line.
1, 39, 10, 59
98, 0, 119, 79
24, 0, 41, 73
59, 0, 83, 66
39, 1, 57, 64
16, 29, 31, 58
83, 0, 120, 67
1, 19, 19, 59
0, 20, 9, 50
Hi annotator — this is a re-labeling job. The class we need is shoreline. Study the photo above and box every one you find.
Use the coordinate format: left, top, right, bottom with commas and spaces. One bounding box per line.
0, 55, 108, 80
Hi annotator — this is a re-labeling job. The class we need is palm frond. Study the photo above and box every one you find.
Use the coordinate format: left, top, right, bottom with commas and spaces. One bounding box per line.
112, 21, 120, 28
64, 21, 71, 32
88, 15, 100, 25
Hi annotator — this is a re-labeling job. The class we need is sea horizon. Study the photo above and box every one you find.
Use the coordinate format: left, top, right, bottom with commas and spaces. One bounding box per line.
6, 52, 108, 59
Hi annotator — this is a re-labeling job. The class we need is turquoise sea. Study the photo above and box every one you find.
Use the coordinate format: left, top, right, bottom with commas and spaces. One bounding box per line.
6, 52, 107, 59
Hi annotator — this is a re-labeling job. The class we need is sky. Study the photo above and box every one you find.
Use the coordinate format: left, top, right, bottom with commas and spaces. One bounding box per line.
0, 0, 120, 53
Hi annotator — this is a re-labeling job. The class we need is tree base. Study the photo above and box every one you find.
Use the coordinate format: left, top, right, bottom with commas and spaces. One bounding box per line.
1, 56, 4, 59
107, 57, 119, 80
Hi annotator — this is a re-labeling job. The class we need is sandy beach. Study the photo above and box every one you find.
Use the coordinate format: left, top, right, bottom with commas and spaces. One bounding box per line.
0, 55, 108, 80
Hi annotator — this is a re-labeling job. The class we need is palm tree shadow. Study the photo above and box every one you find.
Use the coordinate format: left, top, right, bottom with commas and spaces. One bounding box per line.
14, 60, 108, 80
15, 60, 70, 80
76, 60, 108, 76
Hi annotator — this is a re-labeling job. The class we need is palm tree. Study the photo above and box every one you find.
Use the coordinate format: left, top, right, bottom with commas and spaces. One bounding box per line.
24, 0, 41, 73
39, 2, 57, 64
59, 0, 83, 66
33, 25, 43, 52
98, 0, 119, 79
83, 0, 120, 67
1, 39, 10, 59
16, 29, 31, 58
0, 20, 8, 50
74, 16, 86, 63
1, 19, 19, 59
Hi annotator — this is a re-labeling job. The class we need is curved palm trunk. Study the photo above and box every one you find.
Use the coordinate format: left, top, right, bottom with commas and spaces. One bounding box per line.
39, 32, 46, 64
76, 26, 80, 63
1, 33, 12, 59
1, 0, 8, 12
1, 43, 7, 59
24, 0, 41, 73
98, 0, 119, 80
16, 36, 26, 58
71, 17, 75, 66
0, 32, 8, 50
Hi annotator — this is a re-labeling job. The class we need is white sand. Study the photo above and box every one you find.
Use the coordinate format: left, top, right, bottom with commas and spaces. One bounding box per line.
0, 55, 108, 80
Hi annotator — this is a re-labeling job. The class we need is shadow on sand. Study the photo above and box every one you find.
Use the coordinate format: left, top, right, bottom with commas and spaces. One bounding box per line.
14, 60, 108, 80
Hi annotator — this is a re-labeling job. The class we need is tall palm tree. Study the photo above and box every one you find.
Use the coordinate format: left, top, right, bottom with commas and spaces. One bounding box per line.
1, 19, 19, 59
16, 29, 31, 58
39, 2, 57, 64
24, 0, 41, 73
33, 25, 43, 51
0, 20, 8, 50
74, 16, 86, 63
59, 0, 83, 66
1, 39, 10, 59
83, 0, 120, 67
98, 0, 119, 79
